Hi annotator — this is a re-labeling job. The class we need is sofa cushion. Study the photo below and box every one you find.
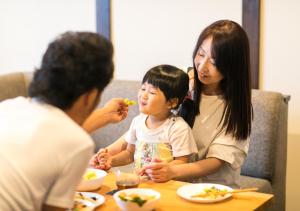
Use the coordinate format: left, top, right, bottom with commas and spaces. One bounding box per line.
240, 175, 272, 193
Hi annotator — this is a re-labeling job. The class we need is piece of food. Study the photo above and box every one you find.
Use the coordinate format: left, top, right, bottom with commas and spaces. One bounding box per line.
72, 200, 88, 211
124, 98, 136, 106
118, 192, 155, 207
83, 171, 97, 180
75, 192, 98, 203
191, 186, 228, 199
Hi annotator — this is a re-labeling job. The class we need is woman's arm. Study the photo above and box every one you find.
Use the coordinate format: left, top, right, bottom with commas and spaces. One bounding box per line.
168, 155, 189, 166
171, 157, 224, 180
141, 157, 224, 182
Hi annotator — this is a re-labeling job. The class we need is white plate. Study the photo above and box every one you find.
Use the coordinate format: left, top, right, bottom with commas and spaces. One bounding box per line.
177, 183, 233, 203
74, 192, 105, 210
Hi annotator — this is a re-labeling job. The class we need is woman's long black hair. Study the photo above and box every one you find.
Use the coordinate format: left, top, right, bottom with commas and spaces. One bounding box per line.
182, 20, 252, 140
142, 64, 195, 127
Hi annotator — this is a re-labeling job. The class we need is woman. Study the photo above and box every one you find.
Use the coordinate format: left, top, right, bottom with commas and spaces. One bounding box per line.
87, 20, 252, 188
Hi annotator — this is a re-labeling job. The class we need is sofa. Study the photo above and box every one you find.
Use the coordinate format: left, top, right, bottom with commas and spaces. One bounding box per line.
0, 72, 290, 211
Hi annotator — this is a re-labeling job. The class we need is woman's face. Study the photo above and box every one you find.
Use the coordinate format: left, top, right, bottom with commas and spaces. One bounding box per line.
194, 36, 224, 94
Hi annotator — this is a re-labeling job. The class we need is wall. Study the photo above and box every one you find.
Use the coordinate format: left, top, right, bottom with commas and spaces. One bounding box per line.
111, 0, 242, 80
261, 0, 300, 135
0, 0, 96, 73
261, 0, 300, 210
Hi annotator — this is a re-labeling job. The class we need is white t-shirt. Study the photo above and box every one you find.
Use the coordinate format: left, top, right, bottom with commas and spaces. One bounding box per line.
125, 114, 197, 169
0, 97, 94, 211
192, 94, 249, 188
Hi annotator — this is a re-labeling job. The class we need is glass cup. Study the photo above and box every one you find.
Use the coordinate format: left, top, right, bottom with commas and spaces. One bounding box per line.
113, 165, 140, 190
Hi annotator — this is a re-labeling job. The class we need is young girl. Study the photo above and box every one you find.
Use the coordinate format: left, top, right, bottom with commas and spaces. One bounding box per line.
141, 20, 252, 187
90, 64, 197, 172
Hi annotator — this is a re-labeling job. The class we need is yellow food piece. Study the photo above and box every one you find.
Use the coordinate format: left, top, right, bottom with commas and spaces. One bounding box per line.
118, 192, 155, 207
124, 98, 136, 106
191, 186, 228, 199
83, 171, 97, 180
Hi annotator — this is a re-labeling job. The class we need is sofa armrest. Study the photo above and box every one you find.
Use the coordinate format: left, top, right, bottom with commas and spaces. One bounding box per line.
0, 72, 31, 101
241, 89, 290, 211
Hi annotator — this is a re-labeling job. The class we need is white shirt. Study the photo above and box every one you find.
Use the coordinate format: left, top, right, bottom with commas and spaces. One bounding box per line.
126, 114, 197, 169
0, 97, 94, 211
192, 94, 249, 188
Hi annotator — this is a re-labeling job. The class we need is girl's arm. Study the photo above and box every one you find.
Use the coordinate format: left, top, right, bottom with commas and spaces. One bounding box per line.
110, 143, 135, 167
106, 135, 128, 155
141, 157, 224, 182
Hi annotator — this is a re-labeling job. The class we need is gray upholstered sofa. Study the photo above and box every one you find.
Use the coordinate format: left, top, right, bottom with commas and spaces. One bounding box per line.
0, 72, 290, 211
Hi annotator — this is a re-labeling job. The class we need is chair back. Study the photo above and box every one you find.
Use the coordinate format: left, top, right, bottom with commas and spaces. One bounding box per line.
241, 89, 290, 211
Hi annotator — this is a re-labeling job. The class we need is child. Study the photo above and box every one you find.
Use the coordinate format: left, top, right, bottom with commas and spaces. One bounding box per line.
90, 64, 198, 173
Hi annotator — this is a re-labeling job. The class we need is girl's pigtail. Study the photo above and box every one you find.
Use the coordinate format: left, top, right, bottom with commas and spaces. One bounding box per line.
178, 97, 196, 128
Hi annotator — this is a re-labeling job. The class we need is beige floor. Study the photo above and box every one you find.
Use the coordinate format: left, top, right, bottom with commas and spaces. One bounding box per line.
286, 134, 300, 211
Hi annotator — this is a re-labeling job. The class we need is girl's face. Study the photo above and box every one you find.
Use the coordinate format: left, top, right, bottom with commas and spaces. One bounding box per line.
138, 82, 172, 118
194, 36, 224, 94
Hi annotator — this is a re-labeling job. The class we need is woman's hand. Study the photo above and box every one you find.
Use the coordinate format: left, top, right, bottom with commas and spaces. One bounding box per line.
187, 68, 195, 98
140, 159, 174, 183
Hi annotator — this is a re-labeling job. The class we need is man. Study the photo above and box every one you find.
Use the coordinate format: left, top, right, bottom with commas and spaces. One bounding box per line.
0, 32, 127, 210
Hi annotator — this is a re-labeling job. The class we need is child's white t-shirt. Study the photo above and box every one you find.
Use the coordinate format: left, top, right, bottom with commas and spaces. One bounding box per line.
192, 94, 250, 188
125, 113, 197, 170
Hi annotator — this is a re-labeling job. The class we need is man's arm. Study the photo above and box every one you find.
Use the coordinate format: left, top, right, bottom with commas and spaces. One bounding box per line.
83, 98, 128, 133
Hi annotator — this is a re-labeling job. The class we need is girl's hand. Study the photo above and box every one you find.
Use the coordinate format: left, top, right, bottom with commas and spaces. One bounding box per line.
140, 158, 174, 183
89, 153, 102, 169
96, 148, 112, 170
89, 148, 112, 170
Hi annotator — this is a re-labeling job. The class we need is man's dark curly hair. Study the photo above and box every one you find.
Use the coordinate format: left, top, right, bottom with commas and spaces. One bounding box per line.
29, 31, 114, 109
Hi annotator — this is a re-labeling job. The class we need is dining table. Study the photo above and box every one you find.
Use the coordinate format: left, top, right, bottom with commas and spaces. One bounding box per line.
93, 172, 273, 211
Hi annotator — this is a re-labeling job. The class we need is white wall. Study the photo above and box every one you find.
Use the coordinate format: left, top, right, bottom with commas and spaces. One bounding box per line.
0, 0, 96, 73
261, 0, 300, 135
112, 0, 242, 80
261, 1, 300, 210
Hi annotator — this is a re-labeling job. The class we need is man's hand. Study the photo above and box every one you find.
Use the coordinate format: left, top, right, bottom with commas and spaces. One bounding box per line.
103, 98, 129, 124
83, 98, 129, 133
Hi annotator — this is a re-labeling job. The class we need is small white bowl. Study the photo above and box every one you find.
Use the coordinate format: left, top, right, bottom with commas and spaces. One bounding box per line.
76, 168, 107, 191
113, 188, 160, 211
